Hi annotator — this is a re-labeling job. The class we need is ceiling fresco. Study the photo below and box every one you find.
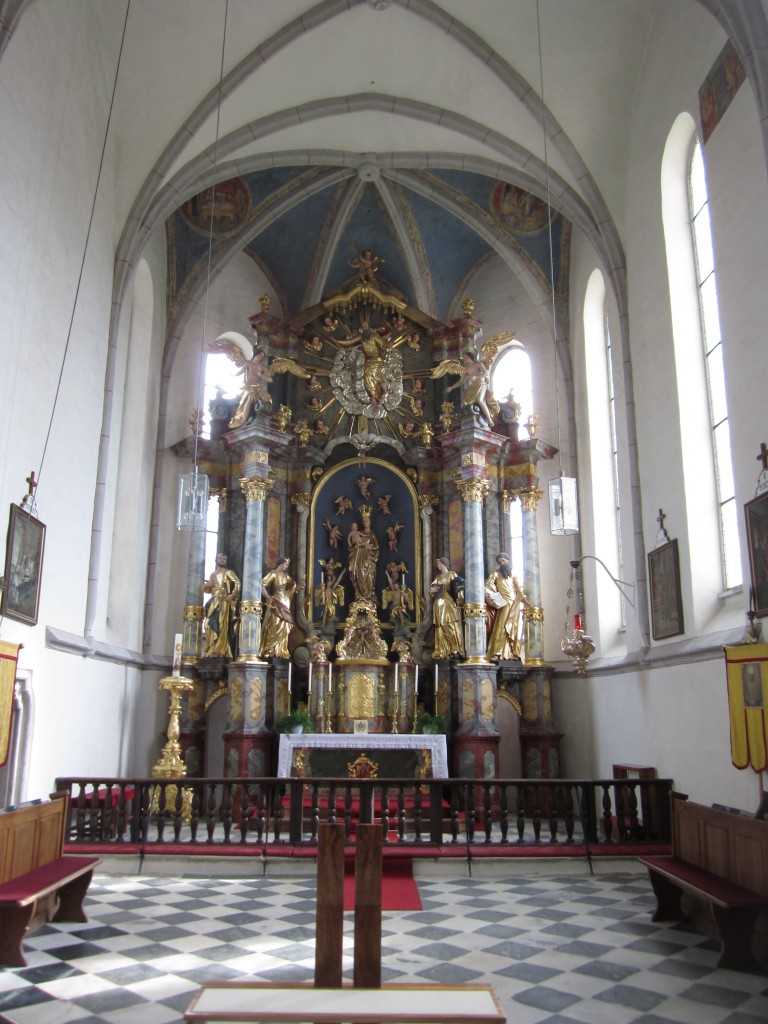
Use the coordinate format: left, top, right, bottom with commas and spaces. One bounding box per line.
167, 167, 569, 325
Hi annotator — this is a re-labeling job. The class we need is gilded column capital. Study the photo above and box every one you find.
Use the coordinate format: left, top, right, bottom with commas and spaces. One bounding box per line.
502, 489, 515, 515
463, 602, 488, 621
418, 494, 439, 512
291, 491, 311, 511
516, 485, 544, 511
524, 605, 544, 623
240, 600, 263, 616
456, 478, 489, 503
183, 605, 205, 621
240, 476, 273, 502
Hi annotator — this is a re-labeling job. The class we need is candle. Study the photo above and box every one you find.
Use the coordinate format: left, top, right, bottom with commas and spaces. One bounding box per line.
172, 633, 182, 676
328, 662, 333, 692
288, 662, 292, 694
414, 667, 419, 695
395, 662, 399, 695
434, 664, 438, 695
574, 613, 582, 631
308, 663, 313, 695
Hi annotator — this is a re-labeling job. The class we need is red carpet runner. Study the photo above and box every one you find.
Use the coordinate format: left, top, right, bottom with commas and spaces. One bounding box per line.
343, 857, 421, 911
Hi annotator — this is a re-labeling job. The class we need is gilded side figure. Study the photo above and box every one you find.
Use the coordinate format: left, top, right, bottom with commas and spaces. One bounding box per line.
259, 557, 303, 659
429, 557, 464, 659
203, 552, 241, 658
485, 552, 529, 661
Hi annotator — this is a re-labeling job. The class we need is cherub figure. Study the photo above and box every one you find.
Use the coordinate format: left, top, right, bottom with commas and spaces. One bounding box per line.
335, 496, 353, 515
349, 247, 383, 282
356, 475, 374, 500
309, 375, 322, 392
323, 518, 342, 548
314, 559, 347, 630
412, 377, 426, 395
386, 522, 404, 552
294, 420, 313, 446
206, 331, 309, 429
314, 419, 328, 435
407, 332, 421, 351
272, 404, 292, 431
304, 335, 323, 353
377, 494, 392, 515
399, 421, 416, 438
408, 396, 424, 417
308, 395, 322, 413
322, 314, 338, 333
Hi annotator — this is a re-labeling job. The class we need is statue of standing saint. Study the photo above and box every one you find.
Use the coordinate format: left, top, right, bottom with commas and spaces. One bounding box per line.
347, 506, 379, 603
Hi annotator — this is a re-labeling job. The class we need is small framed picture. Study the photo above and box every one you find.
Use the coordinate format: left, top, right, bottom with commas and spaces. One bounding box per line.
745, 491, 768, 617
648, 539, 684, 640
1, 505, 46, 626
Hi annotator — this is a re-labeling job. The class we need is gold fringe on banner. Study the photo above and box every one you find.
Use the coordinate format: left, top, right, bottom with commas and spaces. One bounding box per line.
0, 641, 21, 768
724, 643, 768, 772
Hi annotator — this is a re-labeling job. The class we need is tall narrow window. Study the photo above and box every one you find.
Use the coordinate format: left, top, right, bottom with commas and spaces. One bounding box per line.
584, 270, 623, 643
689, 137, 741, 589
492, 345, 533, 579
604, 313, 625, 624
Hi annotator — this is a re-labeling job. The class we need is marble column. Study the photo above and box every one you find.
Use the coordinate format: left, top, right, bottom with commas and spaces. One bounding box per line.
291, 491, 312, 635
517, 485, 545, 665
181, 527, 206, 663
456, 477, 490, 663
418, 494, 438, 609
237, 476, 273, 662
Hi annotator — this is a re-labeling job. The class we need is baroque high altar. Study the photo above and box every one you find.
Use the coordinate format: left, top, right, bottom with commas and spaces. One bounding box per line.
173, 263, 561, 782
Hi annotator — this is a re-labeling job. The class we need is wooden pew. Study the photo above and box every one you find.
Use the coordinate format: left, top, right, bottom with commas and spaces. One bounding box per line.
0, 792, 101, 966
639, 794, 768, 970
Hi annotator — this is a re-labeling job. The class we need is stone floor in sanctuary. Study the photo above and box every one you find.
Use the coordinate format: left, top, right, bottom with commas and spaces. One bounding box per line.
0, 864, 765, 1024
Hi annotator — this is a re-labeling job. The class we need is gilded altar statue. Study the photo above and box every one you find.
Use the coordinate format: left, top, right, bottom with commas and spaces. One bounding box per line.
485, 552, 530, 661
259, 557, 303, 659
203, 552, 241, 658
429, 557, 464, 660
347, 507, 379, 603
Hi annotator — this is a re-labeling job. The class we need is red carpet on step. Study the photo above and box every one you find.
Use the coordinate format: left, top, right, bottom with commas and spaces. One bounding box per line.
343, 857, 422, 911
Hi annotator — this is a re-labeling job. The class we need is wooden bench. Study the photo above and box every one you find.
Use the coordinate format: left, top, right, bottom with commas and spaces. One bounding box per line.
639, 794, 768, 970
185, 983, 505, 1023
0, 792, 101, 966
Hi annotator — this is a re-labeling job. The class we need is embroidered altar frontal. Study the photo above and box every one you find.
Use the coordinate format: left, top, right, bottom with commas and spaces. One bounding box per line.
278, 734, 449, 778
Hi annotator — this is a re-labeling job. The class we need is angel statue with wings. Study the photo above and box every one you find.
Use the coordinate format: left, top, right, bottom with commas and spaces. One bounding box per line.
206, 331, 310, 429
431, 334, 516, 429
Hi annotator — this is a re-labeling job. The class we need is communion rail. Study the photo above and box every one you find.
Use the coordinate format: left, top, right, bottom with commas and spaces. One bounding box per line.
55, 776, 673, 855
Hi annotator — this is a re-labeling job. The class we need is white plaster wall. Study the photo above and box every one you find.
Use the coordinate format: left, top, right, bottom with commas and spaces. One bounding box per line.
0, 3, 161, 798
553, 2, 765, 811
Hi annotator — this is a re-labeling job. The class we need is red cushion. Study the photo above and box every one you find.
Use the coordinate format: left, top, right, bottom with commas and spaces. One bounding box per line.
0, 856, 100, 904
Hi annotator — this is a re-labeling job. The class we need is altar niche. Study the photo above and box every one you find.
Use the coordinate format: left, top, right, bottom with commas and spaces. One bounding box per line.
304, 457, 423, 735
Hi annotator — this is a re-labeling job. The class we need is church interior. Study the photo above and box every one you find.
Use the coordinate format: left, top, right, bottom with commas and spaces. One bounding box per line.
1, 0, 768, 1015
1, 0, 768, 1016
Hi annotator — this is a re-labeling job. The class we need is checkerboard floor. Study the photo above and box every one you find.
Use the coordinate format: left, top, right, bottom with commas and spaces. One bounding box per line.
0, 867, 765, 1024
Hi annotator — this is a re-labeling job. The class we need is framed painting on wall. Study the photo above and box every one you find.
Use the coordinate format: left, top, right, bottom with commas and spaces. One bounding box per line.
648, 539, 684, 640
0, 504, 46, 626
745, 491, 768, 617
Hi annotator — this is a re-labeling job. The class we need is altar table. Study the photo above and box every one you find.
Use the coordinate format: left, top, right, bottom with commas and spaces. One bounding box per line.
277, 733, 448, 779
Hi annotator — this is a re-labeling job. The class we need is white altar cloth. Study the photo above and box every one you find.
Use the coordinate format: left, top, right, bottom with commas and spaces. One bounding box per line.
277, 733, 448, 778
